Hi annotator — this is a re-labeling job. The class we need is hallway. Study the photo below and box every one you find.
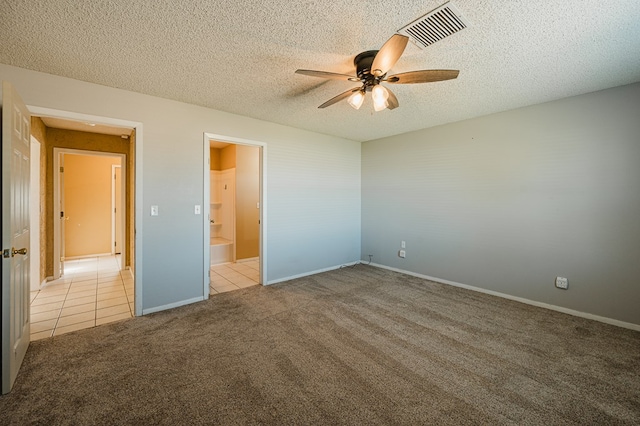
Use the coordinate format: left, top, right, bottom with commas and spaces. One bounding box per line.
29, 255, 134, 340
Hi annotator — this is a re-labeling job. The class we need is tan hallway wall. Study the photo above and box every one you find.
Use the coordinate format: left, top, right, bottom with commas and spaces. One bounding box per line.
63, 154, 121, 257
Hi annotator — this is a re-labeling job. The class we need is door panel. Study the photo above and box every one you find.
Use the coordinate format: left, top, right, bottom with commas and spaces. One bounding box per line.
2, 81, 31, 394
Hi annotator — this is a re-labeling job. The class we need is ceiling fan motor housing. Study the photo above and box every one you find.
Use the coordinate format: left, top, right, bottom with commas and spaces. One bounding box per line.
354, 50, 382, 89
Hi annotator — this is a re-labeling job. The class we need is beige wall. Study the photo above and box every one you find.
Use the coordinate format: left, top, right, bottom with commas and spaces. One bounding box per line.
210, 147, 221, 171
44, 128, 132, 276
64, 154, 121, 257
220, 145, 236, 170
235, 145, 260, 260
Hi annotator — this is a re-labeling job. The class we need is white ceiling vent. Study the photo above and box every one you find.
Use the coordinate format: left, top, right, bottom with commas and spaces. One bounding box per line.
398, 1, 468, 49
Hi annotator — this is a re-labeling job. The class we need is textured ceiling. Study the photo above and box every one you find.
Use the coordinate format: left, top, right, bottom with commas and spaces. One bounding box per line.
2, 0, 640, 142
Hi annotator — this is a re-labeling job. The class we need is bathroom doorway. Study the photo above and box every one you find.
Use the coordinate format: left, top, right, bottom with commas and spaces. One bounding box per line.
203, 134, 266, 296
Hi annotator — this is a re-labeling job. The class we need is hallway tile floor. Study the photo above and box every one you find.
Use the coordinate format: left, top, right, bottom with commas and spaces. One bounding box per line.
210, 259, 260, 294
30, 255, 134, 341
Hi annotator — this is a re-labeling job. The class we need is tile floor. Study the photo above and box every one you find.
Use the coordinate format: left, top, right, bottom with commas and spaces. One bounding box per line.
210, 259, 260, 294
30, 255, 134, 341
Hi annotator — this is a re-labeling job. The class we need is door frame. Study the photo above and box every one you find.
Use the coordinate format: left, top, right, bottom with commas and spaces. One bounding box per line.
29, 106, 143, 316
203, 133, 267, 298
54, 149, 125, 263
29, 136, 41, 291
111, 164, 123, 255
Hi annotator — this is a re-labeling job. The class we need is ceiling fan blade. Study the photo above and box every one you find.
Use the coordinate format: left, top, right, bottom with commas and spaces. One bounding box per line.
318, 87, 361, 109
295, 69, 358, 81
386, 70, 459, 84
371, 34, 409, 77
386, 87, 399, 110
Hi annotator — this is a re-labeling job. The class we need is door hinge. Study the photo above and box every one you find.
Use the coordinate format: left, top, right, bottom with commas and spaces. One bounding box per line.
60, 166, 64, 173
3, 249, 10, 258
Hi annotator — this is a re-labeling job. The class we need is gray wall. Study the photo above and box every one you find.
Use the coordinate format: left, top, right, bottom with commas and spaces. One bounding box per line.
1, 64, 361, 313
362, 83, 640, 326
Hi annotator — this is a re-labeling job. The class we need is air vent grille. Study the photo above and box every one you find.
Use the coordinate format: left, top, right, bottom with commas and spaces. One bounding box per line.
398, 2, 468, 49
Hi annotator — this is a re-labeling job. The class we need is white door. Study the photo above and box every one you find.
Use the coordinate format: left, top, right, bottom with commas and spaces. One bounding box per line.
1, 81, 31, 394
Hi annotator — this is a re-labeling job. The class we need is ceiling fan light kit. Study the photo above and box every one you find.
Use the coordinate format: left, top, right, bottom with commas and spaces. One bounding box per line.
295, 1, 467, 112
347, 90, 365, 110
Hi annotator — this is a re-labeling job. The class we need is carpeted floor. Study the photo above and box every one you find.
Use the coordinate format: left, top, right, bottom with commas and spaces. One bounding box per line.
1, 264, 639, 425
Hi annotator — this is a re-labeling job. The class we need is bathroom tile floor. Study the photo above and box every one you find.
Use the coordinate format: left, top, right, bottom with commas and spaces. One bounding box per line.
30, 255, 134, 341
210, 259, 260, 294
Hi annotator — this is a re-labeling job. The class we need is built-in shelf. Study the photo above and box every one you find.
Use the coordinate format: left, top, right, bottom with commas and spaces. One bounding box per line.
210, 237, 232, 246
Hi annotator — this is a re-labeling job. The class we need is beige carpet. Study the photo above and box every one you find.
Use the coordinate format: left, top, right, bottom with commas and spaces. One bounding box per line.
1, 264, 639, 425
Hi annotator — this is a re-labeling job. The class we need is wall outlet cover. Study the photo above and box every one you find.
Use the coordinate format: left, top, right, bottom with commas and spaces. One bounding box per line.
555, 277, 568, 289
399, 250, 406, 258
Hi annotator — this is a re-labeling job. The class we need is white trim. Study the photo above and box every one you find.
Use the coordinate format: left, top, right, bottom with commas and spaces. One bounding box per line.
369, 263, 640, 332
29, 106, 143, 317
142, 296, 204, 315
63, 253, 112, 260
266, 261, 360, 285
53, 150, 63, 280
202, 138, 210, 299
111, 164, 123, 256
29, 136, 41, 291
203, 133, 267, 295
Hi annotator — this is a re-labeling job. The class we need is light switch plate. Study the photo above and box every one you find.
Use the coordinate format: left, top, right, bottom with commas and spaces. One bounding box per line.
151, 205, 159, 216
194, 205, 201, 215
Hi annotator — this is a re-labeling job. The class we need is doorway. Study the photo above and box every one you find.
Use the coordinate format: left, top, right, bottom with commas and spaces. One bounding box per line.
203, 133, 267, 297
56, 150, 124, 261
27, 112, 141, 339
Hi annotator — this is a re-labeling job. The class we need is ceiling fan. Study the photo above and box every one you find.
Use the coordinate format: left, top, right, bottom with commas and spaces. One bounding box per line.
295, 34, 459, 112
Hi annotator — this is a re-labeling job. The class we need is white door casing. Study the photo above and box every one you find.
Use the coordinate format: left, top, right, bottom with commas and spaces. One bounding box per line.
2, 81, 31, 394
202, 133, 267, 299
113, 165, 122, 254
29, 136, 40, 292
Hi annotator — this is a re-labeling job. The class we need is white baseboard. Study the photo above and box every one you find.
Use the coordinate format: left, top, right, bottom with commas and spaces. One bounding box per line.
370, 263, 640, 332
267, 261, 360, 285
64, 253, 112, 260
142, 296, 204, 315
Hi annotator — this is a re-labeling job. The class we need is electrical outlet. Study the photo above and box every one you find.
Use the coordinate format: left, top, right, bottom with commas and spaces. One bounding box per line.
555, 277, 568, 289
399, 250, 406, 258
